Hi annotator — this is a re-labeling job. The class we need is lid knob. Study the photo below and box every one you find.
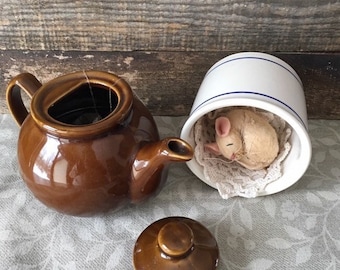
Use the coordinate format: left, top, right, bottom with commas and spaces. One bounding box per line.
157, 221, 194, 257
133, 217, 219, 270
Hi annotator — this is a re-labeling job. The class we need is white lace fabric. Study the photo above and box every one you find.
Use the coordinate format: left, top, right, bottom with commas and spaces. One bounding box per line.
194, 107, 292, 199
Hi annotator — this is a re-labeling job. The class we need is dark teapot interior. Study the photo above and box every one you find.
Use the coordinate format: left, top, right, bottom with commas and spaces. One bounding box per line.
48, 83, 118, 125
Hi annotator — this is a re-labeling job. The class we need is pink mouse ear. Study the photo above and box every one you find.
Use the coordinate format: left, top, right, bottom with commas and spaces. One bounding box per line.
204, 143, 222, 155
215, 117, 231, 137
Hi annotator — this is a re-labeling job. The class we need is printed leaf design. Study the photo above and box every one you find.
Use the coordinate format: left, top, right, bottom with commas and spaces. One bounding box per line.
306, 192, 323, 208
230, 224, 245, 237
284, 225, 306, 240
305, 216, 317, 230
245, 258, 274, 270
201, 202, 226, 211
159, 116, 174, 125
19, 218, 36, 235
41, 213, 56, 226
317, 191, 339, 201
13, 191, 27, 209
153, 206, 165, 220
306, 179, 323, 189
331, 168, 340, 178
227, 236, 238, 249
296, 245, 312, 265
265, 238, 293, 249
76, 227, 93, 241
333, 238, 340, 251
187, 206, 199, 218
169, 204, 182, 216
178, 183, 187, 201
157, 127, 175, 136
14, 240, 35, 255
329, 149, 340, 160
314, 151, 326, 163
63, 261, 77, 270
0, 188, 20, 199
240, 207, 253, 230
264, 197, 276, 218
244, 239, 256, 250
318, 138, 336, 146
106, 245, 125, 269
0, 230, 14, 241
86, 243, 105, 262
94, 218, 107, 234
60, 234, 75, 252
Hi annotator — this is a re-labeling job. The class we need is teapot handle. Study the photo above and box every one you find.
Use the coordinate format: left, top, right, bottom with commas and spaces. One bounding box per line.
6, 73, 42, 126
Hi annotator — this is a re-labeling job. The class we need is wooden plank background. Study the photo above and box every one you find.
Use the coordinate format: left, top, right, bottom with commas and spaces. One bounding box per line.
0, 0, 339, 52
1, 51, 339, 119
0, 1, 339, 119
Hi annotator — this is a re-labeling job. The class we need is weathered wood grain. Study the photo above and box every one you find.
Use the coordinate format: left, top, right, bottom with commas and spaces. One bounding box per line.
0, 50, 339, 119
0, 0, 339, 52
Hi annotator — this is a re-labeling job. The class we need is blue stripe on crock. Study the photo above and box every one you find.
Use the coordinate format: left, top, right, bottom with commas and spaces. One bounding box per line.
190, 91, 307, 130
206, 56, 302, 87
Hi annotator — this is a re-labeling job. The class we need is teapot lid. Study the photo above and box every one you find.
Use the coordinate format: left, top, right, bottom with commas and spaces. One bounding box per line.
133, 216, 219, 270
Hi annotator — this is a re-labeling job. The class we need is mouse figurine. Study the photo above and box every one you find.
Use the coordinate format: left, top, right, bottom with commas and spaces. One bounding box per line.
204, 109, 279, 170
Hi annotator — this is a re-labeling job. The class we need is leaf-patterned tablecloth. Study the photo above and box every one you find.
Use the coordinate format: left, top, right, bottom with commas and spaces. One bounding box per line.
1, 114, 340, 270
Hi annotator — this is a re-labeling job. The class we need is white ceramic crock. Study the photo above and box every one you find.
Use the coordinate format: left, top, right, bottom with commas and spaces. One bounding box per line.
180, 52, 312, 196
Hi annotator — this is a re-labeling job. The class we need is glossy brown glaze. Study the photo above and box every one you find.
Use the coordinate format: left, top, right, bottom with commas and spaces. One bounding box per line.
6, 71, 193, 216
131, 137, 193, 203
133, 217, 219, 270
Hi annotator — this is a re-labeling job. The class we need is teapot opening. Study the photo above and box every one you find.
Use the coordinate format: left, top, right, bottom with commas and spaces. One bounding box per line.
168, 139, 193, 156
48, 83, 118, 125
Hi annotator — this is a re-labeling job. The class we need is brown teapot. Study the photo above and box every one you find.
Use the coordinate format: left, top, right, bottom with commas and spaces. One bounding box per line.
6, 71, 193, 216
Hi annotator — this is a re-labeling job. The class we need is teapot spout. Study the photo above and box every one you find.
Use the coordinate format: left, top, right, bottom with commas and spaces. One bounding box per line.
130, 137, 193, 203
